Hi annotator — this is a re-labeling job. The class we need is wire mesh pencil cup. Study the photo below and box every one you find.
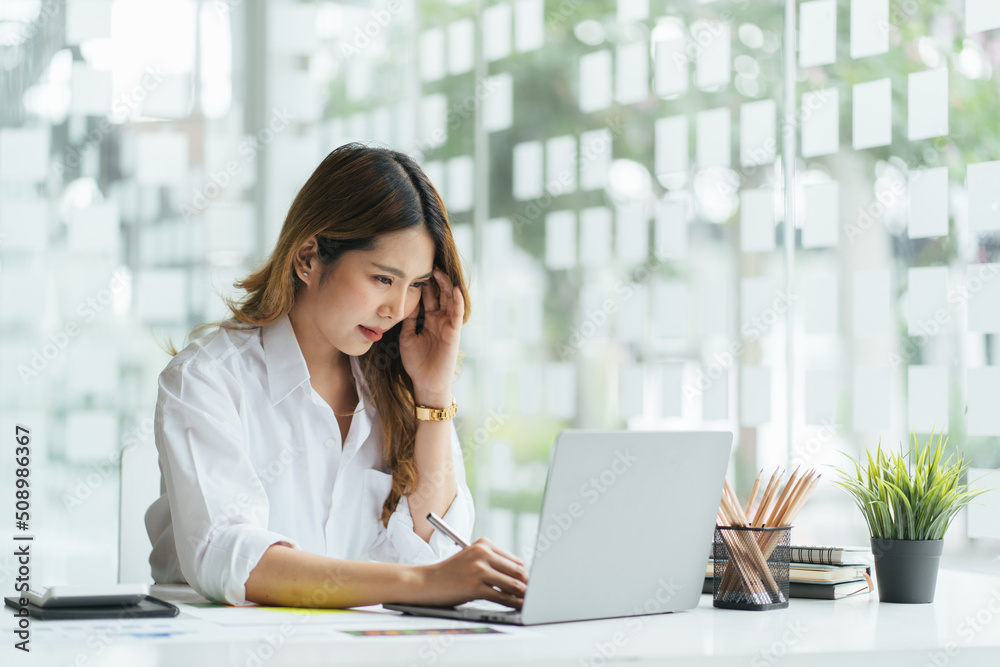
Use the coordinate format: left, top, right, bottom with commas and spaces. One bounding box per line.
713, 526, 791, 611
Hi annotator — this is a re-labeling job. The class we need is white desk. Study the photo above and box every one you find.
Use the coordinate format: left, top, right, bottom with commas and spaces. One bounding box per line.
6, 569, 1000, 667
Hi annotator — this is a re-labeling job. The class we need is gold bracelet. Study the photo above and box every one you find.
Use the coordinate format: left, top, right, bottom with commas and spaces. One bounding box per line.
414, 397, 457, 421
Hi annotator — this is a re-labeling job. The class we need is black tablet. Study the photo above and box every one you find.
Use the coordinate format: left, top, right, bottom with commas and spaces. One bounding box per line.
4, 595, 179, 620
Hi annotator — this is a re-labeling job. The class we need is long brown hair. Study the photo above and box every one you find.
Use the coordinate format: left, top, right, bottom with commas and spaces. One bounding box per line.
163, 143, 471, 527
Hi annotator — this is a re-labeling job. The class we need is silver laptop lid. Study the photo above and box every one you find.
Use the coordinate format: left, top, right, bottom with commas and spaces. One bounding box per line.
519, 430, 732, 625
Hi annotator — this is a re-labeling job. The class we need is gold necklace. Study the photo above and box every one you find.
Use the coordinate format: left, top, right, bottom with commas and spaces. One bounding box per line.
333, 395, 373, 417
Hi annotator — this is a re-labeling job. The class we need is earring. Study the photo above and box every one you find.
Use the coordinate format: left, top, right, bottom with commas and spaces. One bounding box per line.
302, 272, 308, 277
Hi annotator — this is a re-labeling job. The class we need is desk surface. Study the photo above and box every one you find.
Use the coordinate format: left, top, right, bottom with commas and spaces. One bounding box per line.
5, 569, 1000, 667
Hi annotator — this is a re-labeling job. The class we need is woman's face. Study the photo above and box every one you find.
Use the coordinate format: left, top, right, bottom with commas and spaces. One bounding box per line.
298, 226, 436, 359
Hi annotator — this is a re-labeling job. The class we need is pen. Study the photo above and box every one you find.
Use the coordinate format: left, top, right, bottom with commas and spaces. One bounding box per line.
426, 511, 470, 549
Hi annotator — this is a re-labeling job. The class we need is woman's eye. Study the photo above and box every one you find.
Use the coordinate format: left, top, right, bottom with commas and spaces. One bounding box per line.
375, 276, 392, 286
411, 282, 425, 289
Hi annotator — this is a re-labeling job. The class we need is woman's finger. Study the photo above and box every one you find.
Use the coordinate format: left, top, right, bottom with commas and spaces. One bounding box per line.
482, 540, 525, 568
481, 570, 527, 599
421, 279, 437, 313
478, 584, 524, 609
486, 553, 529, 585
433, 269, 453, 309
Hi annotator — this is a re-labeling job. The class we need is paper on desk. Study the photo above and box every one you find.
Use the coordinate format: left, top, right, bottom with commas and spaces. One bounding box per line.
172, 600, 538, 635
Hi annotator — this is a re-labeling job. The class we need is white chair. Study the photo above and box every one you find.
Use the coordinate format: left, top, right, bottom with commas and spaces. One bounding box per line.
118, 444, 160, 584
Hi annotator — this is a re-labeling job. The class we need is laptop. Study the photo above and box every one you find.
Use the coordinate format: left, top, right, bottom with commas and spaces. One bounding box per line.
384, 430, 732, 625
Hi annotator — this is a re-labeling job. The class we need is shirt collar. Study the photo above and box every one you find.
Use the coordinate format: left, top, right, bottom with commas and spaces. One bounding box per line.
261, 313, 312, 406
261, 313, 372, 409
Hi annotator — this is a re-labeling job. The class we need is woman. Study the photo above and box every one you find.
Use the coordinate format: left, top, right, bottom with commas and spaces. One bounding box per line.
145, 143, 527, 609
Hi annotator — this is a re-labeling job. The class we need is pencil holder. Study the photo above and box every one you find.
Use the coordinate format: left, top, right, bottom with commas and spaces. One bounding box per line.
713, 526, 790, 611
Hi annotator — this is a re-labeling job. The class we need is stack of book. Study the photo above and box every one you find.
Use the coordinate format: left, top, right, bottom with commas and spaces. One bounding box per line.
704, 545, 874, 600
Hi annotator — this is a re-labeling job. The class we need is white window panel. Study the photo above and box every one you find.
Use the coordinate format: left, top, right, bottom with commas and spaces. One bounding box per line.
655, 198, 688, 260
805, 369, 838, 425
136, 132, 189, 186
799, 1, 837, 67
580, 207, 612, 266
850, 0, 889, 59
68, 202, 120, 257
615, 41, 649, 105
655, 115, 688, 177
483, 73, 513, 132
512, 141, 543, 200
801, 88, 839, 157
852, 367, 890, 431
513, 0, 544, 52
852, 78, 892, 149
966, 161, 1000, 232
696, 108, 730, 168
483, 3, 512, 61
616, 203, 648, 263
908, 168, 949, 239
617, 0, 649, 23
852, 269, 891, 337
0, 128, 50, 183
967, 263, 1000, 333
908, 366, 949, 434
71, 63, 113, 116
967, 368, 1000, 436
802, 181, 839, 248
907, 266, 949, 337
694, 21, 731, 90
580, 129, 612, 190
741, 99, 776, 167
544, 211, 576, 270
802, 272, 838, 335
654, 37, 688, 98
908, 69, 949, 141
580, 50, 613, 113
66, 0, 112, 43
447, 19, 475, 75
740, 366, 772, 426
420, 28, 445, 82
545, 362, 577, 419
546, 135, 577, 194
446, 155, 474, 213
966, 0, 1000, 34
740, 188, 775, 253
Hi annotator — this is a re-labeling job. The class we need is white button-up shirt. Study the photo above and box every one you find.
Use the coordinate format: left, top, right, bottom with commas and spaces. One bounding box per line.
145, 314, 473, 605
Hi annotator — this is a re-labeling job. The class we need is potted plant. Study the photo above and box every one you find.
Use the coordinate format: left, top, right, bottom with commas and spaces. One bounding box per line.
831, 431, 992, 603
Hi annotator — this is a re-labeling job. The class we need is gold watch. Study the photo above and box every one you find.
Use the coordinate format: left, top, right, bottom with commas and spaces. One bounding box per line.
414, 397, 458, 421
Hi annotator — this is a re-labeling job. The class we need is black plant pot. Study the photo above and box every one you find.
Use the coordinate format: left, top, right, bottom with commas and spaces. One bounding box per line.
870, 538, 944, 603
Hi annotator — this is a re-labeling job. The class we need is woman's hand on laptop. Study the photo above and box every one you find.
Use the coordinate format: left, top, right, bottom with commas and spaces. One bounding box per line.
416, 538, 529, 609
